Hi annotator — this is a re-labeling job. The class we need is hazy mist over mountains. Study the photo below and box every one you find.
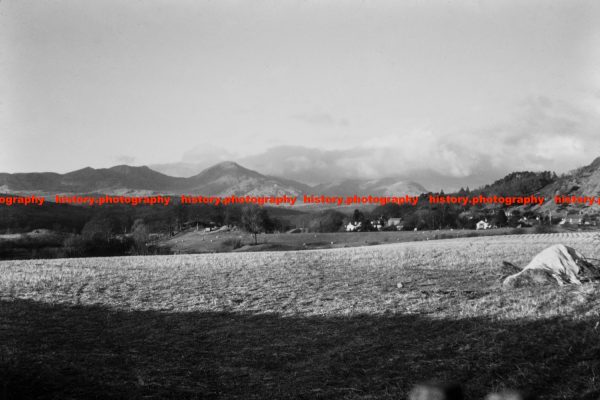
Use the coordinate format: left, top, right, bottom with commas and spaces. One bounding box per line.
150, 145, 506, 192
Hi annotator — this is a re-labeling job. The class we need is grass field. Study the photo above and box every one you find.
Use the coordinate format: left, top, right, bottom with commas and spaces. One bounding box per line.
160, 226, 553, 254
1, 233, 600, 399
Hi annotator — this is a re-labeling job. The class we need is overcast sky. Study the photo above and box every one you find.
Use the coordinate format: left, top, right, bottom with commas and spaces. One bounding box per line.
1, 0, 599, 188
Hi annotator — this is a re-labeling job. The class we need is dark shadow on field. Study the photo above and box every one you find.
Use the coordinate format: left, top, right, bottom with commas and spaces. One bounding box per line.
1, 300, 599, 400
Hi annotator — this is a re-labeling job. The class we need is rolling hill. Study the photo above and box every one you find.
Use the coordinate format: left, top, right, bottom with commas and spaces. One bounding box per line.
454, 157, 600, 215
0, 165, 184, 194
544, 157, 600, 197
534, 156, 600, 213
0, 162, 313, 197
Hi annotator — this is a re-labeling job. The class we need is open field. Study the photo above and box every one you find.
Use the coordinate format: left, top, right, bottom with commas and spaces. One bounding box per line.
1, 233, 600, 399
161, 226, 589, 254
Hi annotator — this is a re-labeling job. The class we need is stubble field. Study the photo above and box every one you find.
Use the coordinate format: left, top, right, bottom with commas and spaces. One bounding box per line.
1, 232, 599, 399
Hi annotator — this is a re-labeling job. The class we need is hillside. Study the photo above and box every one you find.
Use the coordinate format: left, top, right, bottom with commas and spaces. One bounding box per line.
0, 165, 183, 193
0, 162, 311, 198
446, 157, 600, 215
12, 157, 600, 208
474, 171, 558, 197
183, 161, 312, 196
0, 161, 428, 200
312, 177, 426, 197
543, 157, 600, 198
533, 157, 600, 214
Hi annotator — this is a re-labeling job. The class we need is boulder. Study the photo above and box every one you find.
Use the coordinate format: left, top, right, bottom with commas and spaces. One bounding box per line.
503, 244, 600, 288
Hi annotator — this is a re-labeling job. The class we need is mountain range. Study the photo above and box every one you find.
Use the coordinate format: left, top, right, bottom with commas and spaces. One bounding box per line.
0, 161, 426, 199
3, 157, 600, 213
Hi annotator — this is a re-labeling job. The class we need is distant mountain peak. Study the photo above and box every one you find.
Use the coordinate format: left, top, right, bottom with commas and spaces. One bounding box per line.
213, 161, 243, 169
198, 161, 250, 175
108, 165, 153, 174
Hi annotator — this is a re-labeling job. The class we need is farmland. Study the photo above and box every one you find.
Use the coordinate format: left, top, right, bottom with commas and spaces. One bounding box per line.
160, 226, 558, 254
1, 233, 600, 399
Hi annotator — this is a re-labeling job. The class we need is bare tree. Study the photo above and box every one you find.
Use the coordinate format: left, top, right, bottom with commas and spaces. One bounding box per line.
131, 219, 149, 255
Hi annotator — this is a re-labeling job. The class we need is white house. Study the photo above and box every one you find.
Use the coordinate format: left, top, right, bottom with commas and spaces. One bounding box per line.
476, 220, 491, 230
345, 221, 362, 232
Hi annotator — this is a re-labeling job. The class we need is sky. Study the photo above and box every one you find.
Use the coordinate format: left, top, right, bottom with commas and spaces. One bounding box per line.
1, 0, 599, 189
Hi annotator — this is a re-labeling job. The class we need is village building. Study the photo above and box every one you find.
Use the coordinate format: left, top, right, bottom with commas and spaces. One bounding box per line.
345, 221, 362, 232
476, 220, 491, 230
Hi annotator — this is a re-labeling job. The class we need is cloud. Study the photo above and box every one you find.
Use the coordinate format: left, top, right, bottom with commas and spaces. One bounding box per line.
240, 94, 600, 190
291, 112, 349, 127
155, 94, 599, 189
474, 94, 600, 173
181, 143, 236, 163
240, 128, 491, 187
